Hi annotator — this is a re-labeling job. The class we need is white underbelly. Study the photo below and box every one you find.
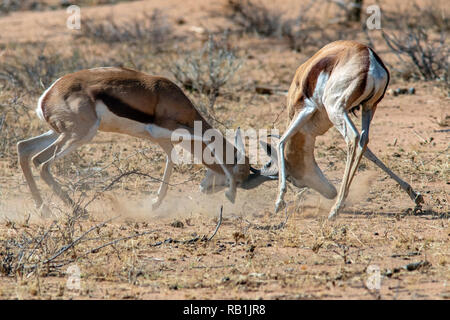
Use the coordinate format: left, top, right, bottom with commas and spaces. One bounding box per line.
95, 100, 150, 139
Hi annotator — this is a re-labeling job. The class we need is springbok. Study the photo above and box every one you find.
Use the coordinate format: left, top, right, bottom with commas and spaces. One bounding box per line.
262, 40, 423, 219
17, 67, 273, 216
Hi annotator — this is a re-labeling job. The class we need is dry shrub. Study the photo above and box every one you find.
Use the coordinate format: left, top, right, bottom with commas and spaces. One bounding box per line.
382, 27, 448, 85
415, 2, 449, 32
280, 0, 322, 52
368, 1, 449, 87
0, 206, 105, 277
0, 0, 136, 15
79, 9, 173, 50
383, 1, 449, 33
0, 0, 43, 15
323, 0, 364, 23
169, 33, 242, 115
224, 0, 283, 37
0, 44, 120, 94
223, 0, 353, 52
0, 95, 38, 161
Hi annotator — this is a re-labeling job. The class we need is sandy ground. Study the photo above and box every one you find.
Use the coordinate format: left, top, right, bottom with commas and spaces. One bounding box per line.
0, 0, 448, 300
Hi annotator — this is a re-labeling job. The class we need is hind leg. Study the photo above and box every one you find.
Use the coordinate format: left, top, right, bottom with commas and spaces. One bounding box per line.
32, 121, 99, 210
364, 148, 423, 206
17, 130, 59, 212
358, 101, 422, 206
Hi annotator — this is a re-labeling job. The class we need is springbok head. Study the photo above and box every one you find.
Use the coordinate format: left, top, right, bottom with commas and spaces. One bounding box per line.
199, 130, 279, 194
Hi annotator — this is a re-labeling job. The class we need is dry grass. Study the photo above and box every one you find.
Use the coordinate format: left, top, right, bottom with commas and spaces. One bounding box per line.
224, 0, 284, 37
0, 0, 137, 15
169, 32, 242, 119
79, 9, 173, 50
0, 44, 121, 94
376, 0, 449, 87
1, 208, 448, 299
0, 0, 448, 300
382, 26, 448, 85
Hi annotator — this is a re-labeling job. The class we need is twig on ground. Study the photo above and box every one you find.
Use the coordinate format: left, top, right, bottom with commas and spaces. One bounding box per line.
207, 205, 223, 241
151, 205, 224, 246
82, 170, 175, 210
80, 168, 203, 211
50, 229, 159, 269
412, 129, 428, 143
383, 260, 431, 277
245, 206, 291, 230
20, 221, 57, 267
42, 217, 116, 265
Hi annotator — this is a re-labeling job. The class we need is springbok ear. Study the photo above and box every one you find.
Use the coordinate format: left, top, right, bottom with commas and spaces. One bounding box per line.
235, 127, 245, 163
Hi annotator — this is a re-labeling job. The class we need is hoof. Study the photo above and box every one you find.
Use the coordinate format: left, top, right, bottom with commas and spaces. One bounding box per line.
328, 208, 339, 220
151, 198, 162, 210
275, 199, 286, 213
414, 193, 424, 206
225, 190, 236, 204
39, 204, 53, 218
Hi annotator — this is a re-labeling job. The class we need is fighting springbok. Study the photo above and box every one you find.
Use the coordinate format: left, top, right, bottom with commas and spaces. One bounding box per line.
17, 67, 272, 215
262, 40, 423, 219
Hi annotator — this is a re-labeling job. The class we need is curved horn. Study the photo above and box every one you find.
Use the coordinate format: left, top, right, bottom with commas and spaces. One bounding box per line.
259, 140, 279, 176
238, 137, 280, 190
240, 164, 278, 190
260, 140, 278, 161
249, 165, 260, 174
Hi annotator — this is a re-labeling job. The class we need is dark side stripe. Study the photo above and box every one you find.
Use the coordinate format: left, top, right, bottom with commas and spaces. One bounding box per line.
368, 47, 390, 105
303, 56, 337, 98
95, 92, 154, 124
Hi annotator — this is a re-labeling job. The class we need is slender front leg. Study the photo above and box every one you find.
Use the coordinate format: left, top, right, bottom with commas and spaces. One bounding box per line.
147, 123, 237, 203
275, 105, 316, 213
152, 141, 174, 210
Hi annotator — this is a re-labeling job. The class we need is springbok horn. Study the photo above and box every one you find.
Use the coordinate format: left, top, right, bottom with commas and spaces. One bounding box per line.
259, 140, 279, 177
240, 165, 278, 190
